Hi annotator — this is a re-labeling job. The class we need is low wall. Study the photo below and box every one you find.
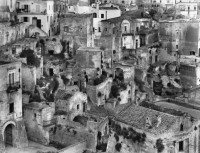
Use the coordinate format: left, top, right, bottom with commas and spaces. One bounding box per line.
59, 141, 87, 153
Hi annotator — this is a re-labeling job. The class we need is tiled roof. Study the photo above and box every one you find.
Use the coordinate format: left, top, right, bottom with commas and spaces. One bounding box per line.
115, 104, 181, 136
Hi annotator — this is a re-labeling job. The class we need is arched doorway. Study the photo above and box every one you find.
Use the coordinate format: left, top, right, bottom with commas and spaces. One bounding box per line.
4, 124, 15, 147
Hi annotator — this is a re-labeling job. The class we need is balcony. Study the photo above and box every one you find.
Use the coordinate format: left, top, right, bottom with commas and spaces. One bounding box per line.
7, 82, 20, 93
43, 118, 57, 127
122, 30, 135, 36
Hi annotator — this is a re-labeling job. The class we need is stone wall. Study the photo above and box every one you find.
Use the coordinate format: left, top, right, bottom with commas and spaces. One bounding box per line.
86, 78, 113, 105
59, 141, 87, 153
60, 14, 93, 54
0, 22, 27, 46
22, 64, 36, 94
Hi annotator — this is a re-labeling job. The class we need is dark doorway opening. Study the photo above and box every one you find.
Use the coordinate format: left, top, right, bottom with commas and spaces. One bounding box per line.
49, 68, 54, 76
4, 124, 14, 147
37, 19, 41, 29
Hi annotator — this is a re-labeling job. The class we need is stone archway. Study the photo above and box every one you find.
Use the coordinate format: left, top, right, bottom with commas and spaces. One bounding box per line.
2, 122, 16, 147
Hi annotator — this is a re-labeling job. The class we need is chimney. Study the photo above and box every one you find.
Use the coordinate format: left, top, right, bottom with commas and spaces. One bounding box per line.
156, 115, 161, 127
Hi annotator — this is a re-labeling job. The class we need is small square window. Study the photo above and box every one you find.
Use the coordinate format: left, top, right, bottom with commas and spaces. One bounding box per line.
101, 14, 104, 18
24, 17, 29, 22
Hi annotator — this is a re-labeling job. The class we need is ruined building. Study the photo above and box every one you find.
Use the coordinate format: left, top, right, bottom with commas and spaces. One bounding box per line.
60, 14, 94, 56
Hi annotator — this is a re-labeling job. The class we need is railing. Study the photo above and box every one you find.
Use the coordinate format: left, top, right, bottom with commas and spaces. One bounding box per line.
43, 118, 57, 127
7, 82, 20, 93
122, 30, 135, 35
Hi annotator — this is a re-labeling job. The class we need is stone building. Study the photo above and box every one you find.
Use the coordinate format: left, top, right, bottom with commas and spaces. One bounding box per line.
55, 89, 88, 121
96, 9, 159, 62
23, 102, 56, 145
44, 58, 67, 77
180, 61, 200, 89
175, 0, 198, 18
75, 47, 104, 78
109, 104, 200, 153
17, 0, 56, 36
0, 61, 28, 152
113, 63, 135, 103
0, 22, 28, 46
60, 13, 94, 56
87, 78, 113, 106
159, 19, 200, 56
93, 3, 121, 38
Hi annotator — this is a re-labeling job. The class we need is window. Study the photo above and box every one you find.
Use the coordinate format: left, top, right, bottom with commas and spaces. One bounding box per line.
194, 6, 196, 10
190, 51, 195, 55
125, 26, 127, 32
179, 141, 184, 151
12, 47, 16, 54
176, 45, 178, 49
101, 14, 104, 18
47, 16, 49, 22
93, 13, 97, 18
122, 0, 125, 4
77, 104, 80, 110
98, 27, 101, 32
50, 16, 52, 23
23, 17, 29, 22
34, 113, 36, 118
180, 124, 183, 131
64, 26, 69, 32
9, 103, 14, 113
9, 72, 15, 85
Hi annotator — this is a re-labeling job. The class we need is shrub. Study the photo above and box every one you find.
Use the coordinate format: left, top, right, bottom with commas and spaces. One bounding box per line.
156, 139, 164, 153
96, 143, 107, 152
115, 143, 122, 152
20, 49, 40, 67
114, 124, 122, 135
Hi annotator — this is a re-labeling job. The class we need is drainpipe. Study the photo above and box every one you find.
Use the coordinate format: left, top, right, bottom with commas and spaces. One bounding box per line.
106, 10, 107, 20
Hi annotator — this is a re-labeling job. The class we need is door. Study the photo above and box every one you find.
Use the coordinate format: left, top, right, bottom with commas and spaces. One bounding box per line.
83, 102, 86, 112
9, 73, 15, 85
32, 17, 37, 26
49, 68, 54, 76
37, 19, 41, 29
4, 124, 14, 146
